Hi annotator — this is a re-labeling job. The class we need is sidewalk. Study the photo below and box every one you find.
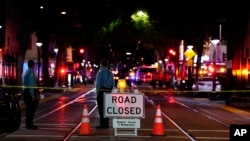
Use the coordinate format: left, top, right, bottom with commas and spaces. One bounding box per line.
205, 99, 250, 119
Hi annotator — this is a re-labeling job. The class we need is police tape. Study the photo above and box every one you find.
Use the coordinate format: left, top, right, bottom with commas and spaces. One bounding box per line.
1, 85, 250, 93
0, 85, 66, 91
135, 89, 250, 93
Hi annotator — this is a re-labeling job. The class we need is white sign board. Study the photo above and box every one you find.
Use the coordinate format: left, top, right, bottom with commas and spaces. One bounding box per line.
104, 93, 145, 118
113, 118, 140, 128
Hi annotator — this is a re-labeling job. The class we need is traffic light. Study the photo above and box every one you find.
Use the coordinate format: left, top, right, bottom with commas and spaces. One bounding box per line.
79, 48, 84, 54
60, 68, 65, 74
169, 49, 176, 56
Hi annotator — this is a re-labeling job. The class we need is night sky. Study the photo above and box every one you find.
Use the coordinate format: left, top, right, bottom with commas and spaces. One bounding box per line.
36, 0, 228, 36
26, 0, 249, 66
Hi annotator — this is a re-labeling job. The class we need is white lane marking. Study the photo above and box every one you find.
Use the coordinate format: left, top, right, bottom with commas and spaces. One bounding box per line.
34, 89, 95, 121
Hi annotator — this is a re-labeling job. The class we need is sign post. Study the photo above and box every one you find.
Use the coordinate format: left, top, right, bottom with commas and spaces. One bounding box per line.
104, 92, 145, 136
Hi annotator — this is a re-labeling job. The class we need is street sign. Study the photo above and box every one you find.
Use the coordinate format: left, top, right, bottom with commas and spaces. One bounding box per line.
113, 118, 140, 128
184, 48, 196, 59
104, 93, 145, 118
66, 47, 73, 62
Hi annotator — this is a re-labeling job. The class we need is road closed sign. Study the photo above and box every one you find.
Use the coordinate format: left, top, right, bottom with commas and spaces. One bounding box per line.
104, 93, 145, 118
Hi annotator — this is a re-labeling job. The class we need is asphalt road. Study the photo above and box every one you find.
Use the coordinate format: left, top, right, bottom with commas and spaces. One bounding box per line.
1, 84, 250, 141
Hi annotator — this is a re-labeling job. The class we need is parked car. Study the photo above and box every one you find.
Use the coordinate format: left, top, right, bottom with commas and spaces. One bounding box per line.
178, 79, 194, 91
0, 87, 21, 133
192, 76, 222, 97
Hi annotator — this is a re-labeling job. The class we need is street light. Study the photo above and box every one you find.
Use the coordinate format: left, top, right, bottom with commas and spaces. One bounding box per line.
168, 49, 176, 86
54, 48, 59, 87
211, 39, 220, 91
36, 42, 43, 87
54, 48, 58, 56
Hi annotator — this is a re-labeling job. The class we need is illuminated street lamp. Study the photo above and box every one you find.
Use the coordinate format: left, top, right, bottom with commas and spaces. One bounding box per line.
211, 39, 220, 62
211, 39, 220, 91
36, 42, 42, 87
54, 48, 59, 56
54, 48, 59, 87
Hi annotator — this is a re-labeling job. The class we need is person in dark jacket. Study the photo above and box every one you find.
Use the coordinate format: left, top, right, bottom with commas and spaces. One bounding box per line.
95, 60, 115, 129
22, 60, 38, 129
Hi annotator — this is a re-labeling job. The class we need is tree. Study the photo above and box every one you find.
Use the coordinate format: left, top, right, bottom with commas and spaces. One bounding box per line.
16, 0, 39, 87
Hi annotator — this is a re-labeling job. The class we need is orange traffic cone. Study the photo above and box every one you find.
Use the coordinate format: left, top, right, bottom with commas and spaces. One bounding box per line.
151, 104, 166, 136
79, 104, 92, 135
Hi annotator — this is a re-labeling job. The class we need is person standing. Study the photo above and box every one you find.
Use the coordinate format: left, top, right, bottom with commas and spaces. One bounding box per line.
22, 60, 38, 129
95, 60, 115, 129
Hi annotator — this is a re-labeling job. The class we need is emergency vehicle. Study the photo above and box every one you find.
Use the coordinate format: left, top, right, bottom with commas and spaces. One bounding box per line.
131, 66, 157, 85
130, 65, 172, 87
